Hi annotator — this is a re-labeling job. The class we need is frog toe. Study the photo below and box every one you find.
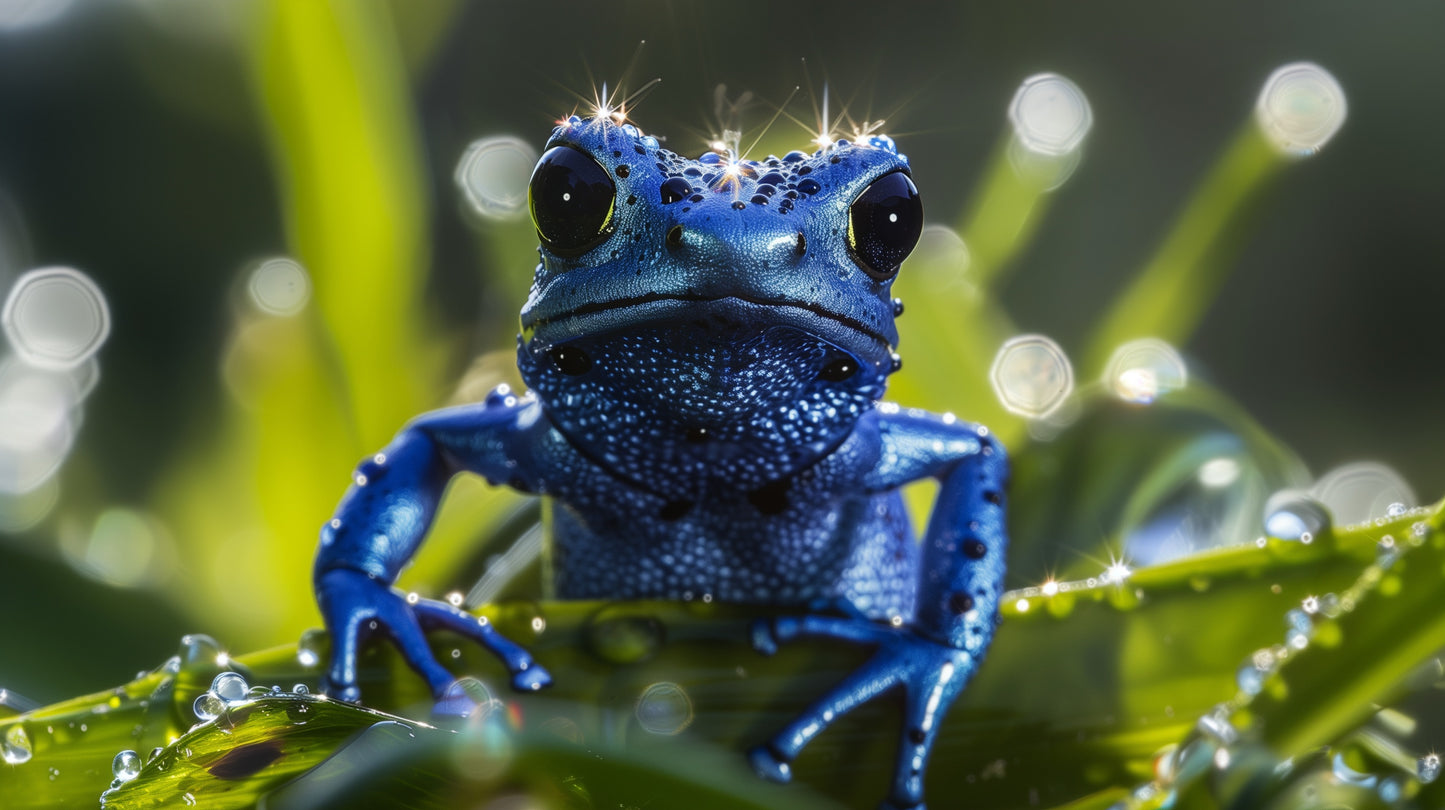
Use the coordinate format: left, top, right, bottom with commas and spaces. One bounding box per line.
510, 662, 552, 692
747, 744, 792, 783
749, 618, 780, 656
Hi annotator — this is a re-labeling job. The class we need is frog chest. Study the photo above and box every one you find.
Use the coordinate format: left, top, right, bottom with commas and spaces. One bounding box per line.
539, 427, 918, 616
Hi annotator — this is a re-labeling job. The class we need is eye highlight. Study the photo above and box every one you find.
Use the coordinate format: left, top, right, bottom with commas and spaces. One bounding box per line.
529, 145, 617, 257
847, 171, 922, 281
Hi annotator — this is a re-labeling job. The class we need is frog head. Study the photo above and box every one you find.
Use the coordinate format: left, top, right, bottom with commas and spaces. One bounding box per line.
516, 115, 923, 493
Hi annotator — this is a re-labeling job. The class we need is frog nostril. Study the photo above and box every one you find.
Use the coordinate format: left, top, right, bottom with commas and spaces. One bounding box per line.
666, 225, 684, 249
794, 232, 807, 257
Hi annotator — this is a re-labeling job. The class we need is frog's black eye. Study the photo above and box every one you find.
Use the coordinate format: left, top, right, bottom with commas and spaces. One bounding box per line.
847, 171, 922, 281
529, 145, 616, 257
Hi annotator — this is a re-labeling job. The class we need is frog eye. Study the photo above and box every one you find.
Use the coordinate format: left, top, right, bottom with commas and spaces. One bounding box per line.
529, 145, 616, 257
847, 171, 922, 281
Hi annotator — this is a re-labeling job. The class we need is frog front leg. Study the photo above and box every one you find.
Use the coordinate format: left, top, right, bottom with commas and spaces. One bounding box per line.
314, 386, 553, 704
750, 408, 1008, 810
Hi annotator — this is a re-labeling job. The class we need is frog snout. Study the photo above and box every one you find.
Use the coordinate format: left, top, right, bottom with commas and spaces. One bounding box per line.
664, 222, 808, 271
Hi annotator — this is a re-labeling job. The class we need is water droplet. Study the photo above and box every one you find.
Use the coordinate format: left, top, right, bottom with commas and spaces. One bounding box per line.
1284, 608, 1314, 649
1385, 502, 1408, 517
2, 267, 110, 370
112, 749, 141, 782
1263, 490, 1331, 541
2, 723, 32, 764
1255, 62, 1347, 156
1104, 338, 1187, 404
178, 634, 224, 668
1419, 752, 1440, 784
583, 605, 665, 665
292, 683, 309, 695
455, 135, 539, 221
989, 334, 1073, 419
1235, 661, 1265, 696
1318, 593, 1342, 618
1331, 751, 1378, 788
192, 692, 224, 722
246, 257, 310, 316
1196, 707, 1239, 745
1310, 462, 1415, 527
1009, 73, 1093, 156
296, 629, 325, 668
210, 672, 248, 705
635, 682, 693, 736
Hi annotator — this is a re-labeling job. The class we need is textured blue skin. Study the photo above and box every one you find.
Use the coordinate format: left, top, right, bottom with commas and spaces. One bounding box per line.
314, 115, 1009, 810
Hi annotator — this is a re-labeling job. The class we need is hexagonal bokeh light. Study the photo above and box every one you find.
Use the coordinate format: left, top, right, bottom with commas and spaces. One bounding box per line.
1008, 73, 1093, 157
1255, 62, 1347, 156
2, 267, 110, 370
1104, 338, 1188, 404
247, 257, 311, 316
454, 135, 539, 222
990, 334, 1074, 419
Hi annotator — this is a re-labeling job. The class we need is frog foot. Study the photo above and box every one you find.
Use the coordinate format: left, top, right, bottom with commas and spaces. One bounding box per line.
749, 613, 971, 810
316, 568, 551, 702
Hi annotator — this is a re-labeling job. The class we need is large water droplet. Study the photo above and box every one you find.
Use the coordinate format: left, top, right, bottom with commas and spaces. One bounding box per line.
210, 672, 249, 705
192, 692, 223, 722
583, 605, 665, 665
1263, 490, 1331, 542
635, 682, 693, 736
2, 723, 32, 764
111, 749, 141, 782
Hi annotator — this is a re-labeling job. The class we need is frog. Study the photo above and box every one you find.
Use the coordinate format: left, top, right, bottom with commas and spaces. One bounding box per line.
312, 111, 1009, 810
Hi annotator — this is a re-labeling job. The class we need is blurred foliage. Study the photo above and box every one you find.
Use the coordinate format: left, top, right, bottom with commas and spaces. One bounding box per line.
0, 1, 1441, 809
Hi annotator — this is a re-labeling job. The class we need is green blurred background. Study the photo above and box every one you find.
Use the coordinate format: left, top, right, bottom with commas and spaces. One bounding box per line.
0, 0, 1441, 706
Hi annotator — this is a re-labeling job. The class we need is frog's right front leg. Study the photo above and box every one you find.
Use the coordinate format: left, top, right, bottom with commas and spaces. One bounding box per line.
314, 386, 553, 703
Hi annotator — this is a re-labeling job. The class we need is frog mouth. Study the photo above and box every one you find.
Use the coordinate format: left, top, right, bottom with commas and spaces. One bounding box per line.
522, 293, 894, 358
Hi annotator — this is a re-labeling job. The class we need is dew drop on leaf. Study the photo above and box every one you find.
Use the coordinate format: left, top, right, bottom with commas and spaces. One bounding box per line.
111, 749, 141, 782
2, 722, 32, 764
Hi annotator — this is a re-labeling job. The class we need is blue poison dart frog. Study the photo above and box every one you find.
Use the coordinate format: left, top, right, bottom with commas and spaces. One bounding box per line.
313, 113, 1008, 810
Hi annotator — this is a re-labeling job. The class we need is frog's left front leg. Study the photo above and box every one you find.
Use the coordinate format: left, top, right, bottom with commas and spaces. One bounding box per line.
751, 409, 1008, 810
315, 387, 554, 705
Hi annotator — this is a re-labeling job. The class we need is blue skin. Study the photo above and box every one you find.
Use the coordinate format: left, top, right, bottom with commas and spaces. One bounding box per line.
314, 114, 1008, 810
